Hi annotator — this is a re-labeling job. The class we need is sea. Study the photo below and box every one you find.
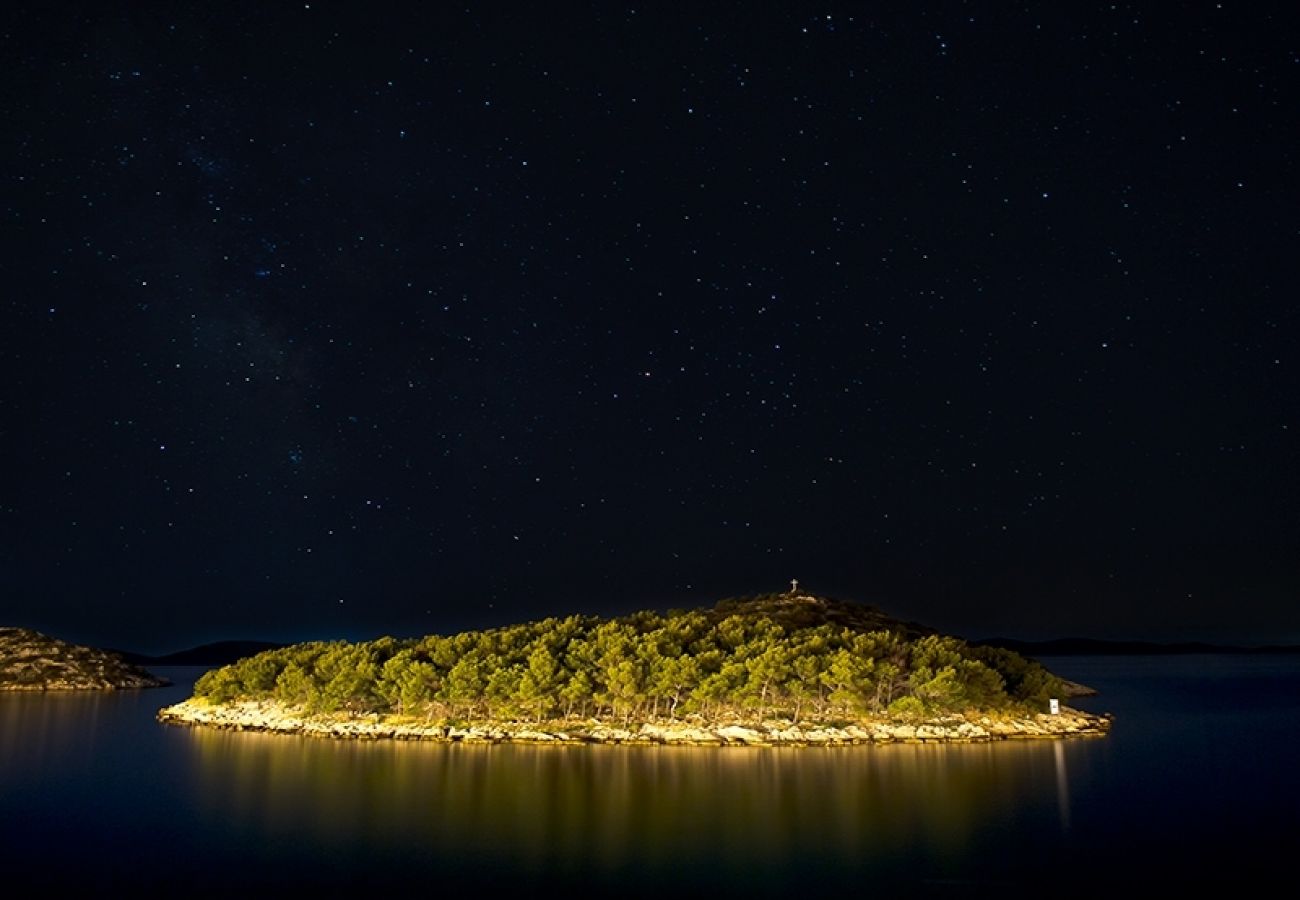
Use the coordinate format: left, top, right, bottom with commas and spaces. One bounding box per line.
2, 655, 1298, 895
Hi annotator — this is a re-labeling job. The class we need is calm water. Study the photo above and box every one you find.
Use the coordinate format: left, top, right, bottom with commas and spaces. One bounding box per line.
2, 656, 1298, 893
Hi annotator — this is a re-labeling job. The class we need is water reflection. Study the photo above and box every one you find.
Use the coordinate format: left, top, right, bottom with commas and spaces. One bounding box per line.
0, 692, 108, 780
183, 730, 1079, 886
1053, 740, 1071, 831
7, 657, 1298, 891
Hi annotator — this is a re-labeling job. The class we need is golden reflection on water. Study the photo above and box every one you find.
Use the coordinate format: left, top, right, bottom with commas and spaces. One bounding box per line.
0, 692, 107, 772
185, 731, 1077, 876
1054, 739, 1071, 831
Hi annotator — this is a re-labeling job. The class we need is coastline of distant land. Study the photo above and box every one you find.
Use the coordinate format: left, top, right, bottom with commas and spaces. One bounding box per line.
973, 637, 1300, 656
0, 627, 170, 691
115, 640, 288, 667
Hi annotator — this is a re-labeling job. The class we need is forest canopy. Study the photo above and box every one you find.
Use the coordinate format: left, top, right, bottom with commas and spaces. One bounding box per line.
192, 593, 1068, 724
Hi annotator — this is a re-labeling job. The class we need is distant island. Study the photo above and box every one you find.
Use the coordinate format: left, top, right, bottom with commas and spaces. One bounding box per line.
0, 627, 170, 691
116, 640, 289, 667
974, 636, 1300, 656
158, 592, 1110, 745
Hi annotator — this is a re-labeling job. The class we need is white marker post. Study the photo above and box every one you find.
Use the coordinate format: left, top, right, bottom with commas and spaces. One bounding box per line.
1048, 698, 1060, 715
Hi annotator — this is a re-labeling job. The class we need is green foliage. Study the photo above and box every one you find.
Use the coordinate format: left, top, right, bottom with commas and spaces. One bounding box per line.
966, 645, 1068, 710
189, 594, 1068, 724
194, 666, 243, 703
887, 695, 927, 721
275, 662, 316, 707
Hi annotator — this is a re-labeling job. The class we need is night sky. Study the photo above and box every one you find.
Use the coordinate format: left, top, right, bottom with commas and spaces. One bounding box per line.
3, 3, 1296, 654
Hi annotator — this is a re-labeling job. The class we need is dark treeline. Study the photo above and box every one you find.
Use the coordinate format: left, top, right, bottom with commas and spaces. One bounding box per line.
193, 594, 1066, 724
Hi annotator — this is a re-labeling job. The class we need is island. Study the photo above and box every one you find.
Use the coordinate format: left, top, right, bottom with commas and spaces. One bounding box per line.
158, 593, 1110, 745
0, 627, 170, 691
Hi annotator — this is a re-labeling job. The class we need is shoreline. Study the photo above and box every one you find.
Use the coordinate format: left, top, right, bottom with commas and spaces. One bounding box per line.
157, 699, 1111, 746
1, 682, 169, 692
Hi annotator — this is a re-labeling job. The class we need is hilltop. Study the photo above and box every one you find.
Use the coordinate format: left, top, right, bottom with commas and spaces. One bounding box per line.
0, 627, 170, 691
159, 592, 1110, 744
707, 592, 937, 636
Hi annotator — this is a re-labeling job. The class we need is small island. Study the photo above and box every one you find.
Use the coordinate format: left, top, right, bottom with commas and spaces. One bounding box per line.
0, 627, 170, 691
158, 593, 1110, 745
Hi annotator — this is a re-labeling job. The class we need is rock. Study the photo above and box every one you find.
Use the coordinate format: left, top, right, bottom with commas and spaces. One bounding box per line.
0, 627, 169, 691
716, 725, 765, 744
156, 699, 1112, 746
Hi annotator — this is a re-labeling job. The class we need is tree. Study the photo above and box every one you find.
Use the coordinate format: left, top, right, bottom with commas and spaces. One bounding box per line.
956, 659, 1006, 709
691, 660, 746, 720
275, 662, 316, 708
483, 665, 520, 718
743, 643, 792, 720
378, 651, 440, 718
821, 649, 875, 715
444, 656, 487, 718
194, 666, 244, 703
235, 653, 284, 695
518, 645, 564, 722
603, 659, 645, 726
787, 650, 827, 722
315, 644, 380, 713
909, 665, 964, 712
650, 653, 700, 719
559, 668, 595, 719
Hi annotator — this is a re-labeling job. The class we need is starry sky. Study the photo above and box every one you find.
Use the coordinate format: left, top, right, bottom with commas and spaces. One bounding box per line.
3, 3, 1296, 654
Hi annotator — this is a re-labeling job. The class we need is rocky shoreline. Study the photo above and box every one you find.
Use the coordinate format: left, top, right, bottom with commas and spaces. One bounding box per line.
157, 699, 1111, 746
1, 627, 169, 691
1, 677, 166, 692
